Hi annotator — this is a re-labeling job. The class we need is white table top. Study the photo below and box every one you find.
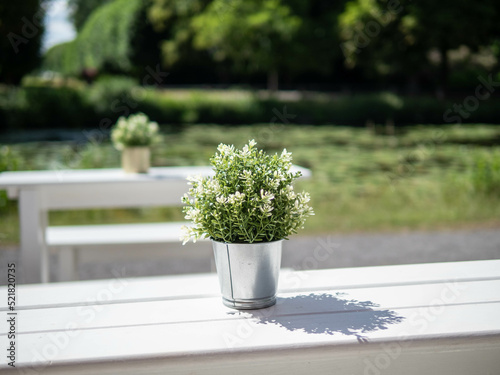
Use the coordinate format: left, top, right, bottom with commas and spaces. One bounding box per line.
0, 165, 311, 187
1, 259, 499, 374
0, 166, 213, 187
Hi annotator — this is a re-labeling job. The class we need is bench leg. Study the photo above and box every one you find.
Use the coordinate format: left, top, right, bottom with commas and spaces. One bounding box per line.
58, 246, 78, 282
19, 189, 49, 283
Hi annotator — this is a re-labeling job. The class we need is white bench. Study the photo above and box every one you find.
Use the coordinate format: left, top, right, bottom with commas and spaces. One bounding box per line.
46, 222, 200, 281
1, 259, 499, 374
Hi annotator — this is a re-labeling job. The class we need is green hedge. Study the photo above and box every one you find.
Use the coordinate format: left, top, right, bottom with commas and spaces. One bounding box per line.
1, 80, 500, 133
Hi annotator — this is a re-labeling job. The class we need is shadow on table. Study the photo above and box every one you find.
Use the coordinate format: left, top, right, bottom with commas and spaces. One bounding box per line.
247, 293, 404, 341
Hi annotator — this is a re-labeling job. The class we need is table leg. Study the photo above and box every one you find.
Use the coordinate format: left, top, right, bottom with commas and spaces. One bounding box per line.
19, 189, 49, 283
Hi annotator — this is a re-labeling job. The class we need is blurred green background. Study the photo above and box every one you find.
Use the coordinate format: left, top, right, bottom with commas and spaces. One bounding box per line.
1, 0, 500, 245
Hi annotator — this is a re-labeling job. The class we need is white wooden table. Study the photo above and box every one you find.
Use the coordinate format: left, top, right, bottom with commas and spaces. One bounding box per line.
0, 166, 311, 284
1, 259, 499, 374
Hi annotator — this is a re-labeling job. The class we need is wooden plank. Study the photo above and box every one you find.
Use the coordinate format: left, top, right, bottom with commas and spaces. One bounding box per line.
2, 337, 500, 375
0, 167, 214, 187
1, 303, 499, 373
46, 222, 190, 246
0, 272, 221, 310
2, 259, 498, 310
281, 258, 500, 291
39, 182, 188, 209
4, 279, 499, 335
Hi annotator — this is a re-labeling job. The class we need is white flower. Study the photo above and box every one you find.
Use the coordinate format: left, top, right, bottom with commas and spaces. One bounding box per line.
227, 191, 245, 204
273, 170, 284, 181
259, 204, 273, 216
280, 148, 292, 166
269, 179, 280, 189
184, 208, 201, 221
241, 145, 250, 156
298, 192, 311, 204
216, 196, 227, 204
260, 189, 274, 202
286, 185, 297, 200
187, 174, 202, 184
217, 143, 234, 156
180, 225, 196, 245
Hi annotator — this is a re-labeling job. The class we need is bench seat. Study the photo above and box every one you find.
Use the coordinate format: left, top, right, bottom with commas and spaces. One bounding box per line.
46, 222, 206, 281
47, 222, 189, 246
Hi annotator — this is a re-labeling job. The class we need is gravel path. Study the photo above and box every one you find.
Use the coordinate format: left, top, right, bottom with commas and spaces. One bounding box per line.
281, 228, 500, 270
1, 227, 499, 285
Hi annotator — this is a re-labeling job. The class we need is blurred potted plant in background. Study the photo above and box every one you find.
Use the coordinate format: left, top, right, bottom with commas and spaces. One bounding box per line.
111, 112, 159, 173
181, 140, 314, 309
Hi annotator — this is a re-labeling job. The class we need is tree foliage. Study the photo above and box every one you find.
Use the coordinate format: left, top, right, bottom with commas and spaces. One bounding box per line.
191, 0, 301, 89
77, 0, 143, 72
45, 0, 162, 78
148, 0, 206, 68
43, 40, 79, 74
40, 0, 500, 91
338, 0, 500, 90
284, 0, 346, 77
67, 0, 112, 31
146, 0, 221, 84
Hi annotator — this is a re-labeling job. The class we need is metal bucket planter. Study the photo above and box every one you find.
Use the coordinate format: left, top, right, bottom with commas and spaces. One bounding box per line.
212, 239, 283, 310
121, 147, 150, 174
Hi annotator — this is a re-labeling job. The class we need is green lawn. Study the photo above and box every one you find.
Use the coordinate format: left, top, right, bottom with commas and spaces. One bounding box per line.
1, 124, 499, 245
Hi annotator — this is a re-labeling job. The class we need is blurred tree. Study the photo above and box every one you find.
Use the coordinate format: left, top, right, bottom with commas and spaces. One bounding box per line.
67, 0, 112, 31
191, 0, 301, 90
43, 39, 80, 75
338, 0, 500, 94
77, 0, 143, 73
147, 0, 217, 83
45, 0, 163, 79
284, 0, 347, 84
147, 0, 347, 87
406, 0, 500, 94
0, 0, 46, 84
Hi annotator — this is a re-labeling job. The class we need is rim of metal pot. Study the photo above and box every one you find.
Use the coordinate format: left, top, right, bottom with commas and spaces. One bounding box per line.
210, 238, 285, 245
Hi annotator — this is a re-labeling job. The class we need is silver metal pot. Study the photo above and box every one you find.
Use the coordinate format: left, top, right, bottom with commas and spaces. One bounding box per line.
212, 239, 283, 310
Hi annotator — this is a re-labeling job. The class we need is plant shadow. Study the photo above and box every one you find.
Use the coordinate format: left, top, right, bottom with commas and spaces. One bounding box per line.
246, 293, 404, 341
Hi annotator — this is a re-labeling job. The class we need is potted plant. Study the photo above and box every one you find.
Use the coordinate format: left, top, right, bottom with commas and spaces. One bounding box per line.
111, 112, 160, 173
181, 140, 314, 309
